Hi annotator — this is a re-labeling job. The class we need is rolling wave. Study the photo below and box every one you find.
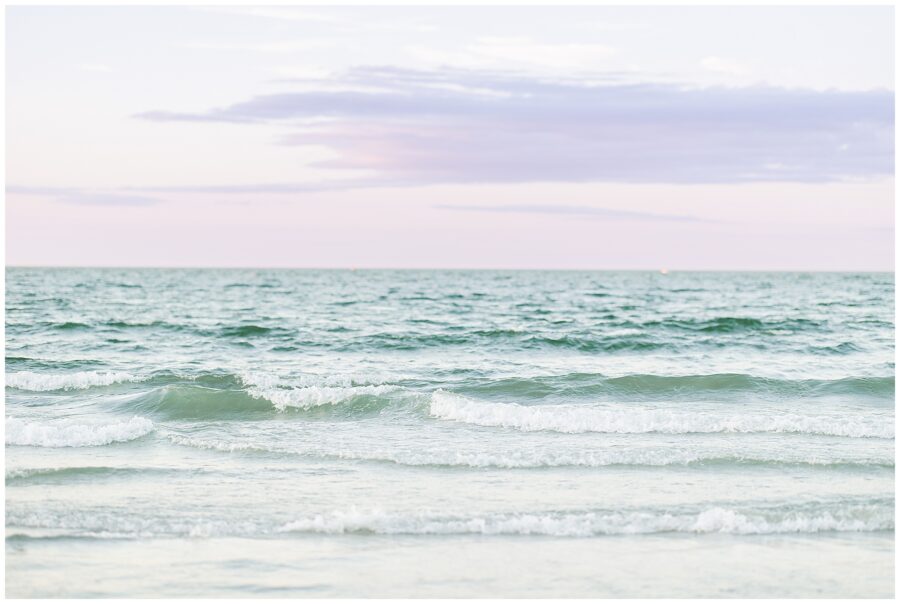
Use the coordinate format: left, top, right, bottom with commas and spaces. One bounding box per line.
430, 391, 894, 438
117, 386, 275, 419
5, 465, 182, 483
639, 316, 824, 333
6, 367, 892, 403
112, 378, 402, 419
6, 416, 154, 447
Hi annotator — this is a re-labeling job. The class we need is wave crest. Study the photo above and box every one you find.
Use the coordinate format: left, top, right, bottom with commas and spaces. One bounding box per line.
240, 372, 399, 410
6, 416, 154, 447
247, 384, 397, 410
6, 370, 141, 392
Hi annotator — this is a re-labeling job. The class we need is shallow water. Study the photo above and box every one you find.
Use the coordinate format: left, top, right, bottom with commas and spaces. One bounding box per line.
5, 268, 895, 597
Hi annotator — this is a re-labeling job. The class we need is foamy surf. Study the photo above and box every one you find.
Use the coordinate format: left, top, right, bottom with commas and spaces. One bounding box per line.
238, 370, 402, 389
163, 433, 893, 468
7, 500, 891, 540
278, 502, 893, 537
233, 370, 401, 410
247, 384, 398, 410
6, 370, 141, 392
6, 416, 154, 447
429, 391, 895, 438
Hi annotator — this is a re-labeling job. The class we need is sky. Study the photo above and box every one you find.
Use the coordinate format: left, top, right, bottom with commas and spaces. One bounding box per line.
5, 5, 895, 270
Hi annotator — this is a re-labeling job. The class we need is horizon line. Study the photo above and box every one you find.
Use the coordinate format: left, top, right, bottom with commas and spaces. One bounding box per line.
4, 265, 894, 274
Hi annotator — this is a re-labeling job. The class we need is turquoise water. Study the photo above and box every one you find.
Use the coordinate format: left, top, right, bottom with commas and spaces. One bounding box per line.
5, 268, 895, 597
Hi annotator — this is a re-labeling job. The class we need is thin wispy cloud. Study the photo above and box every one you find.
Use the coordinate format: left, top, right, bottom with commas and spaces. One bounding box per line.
436, 203, 704, 222
7, 186, 162, 206
136, 65, 893, 189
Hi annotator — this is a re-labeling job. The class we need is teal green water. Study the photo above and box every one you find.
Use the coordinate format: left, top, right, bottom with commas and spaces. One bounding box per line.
5, 269, 895, 597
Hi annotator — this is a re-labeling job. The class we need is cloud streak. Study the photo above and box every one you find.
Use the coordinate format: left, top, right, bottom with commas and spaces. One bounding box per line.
435, 203, 705, 222
7, 186, 162, 206
136, 65, 892, 188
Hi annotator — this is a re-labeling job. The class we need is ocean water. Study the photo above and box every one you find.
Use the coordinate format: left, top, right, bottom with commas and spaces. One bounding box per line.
4, 268, 895, 597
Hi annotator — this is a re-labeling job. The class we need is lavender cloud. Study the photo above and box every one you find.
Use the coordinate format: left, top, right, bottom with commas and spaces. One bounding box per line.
138, 66, 894, 186
6, 186, 162, 206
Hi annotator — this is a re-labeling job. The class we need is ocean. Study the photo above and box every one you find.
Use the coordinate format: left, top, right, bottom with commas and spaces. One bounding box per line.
4, 268, 895, 597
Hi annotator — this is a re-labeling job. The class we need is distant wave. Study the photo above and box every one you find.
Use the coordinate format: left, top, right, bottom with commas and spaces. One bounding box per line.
346, 331, 666, 353
430, 391, 895, 438
12, 314, 886, 358
218, 324, 296, 339
6, 416, 154, 447
6, 370, 142, 391
51, 321, 91, 330
639, 316, 824, 333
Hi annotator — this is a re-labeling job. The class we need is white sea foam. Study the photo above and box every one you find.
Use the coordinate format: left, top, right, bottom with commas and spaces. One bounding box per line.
6, 370, 141, 392
234, 370, 400, 410
246, 384, 397, 410
165, 434, 268, 453
6, 416, 154, 447
238, 370, 399, 390
164, 434, 892, 468
430, 391, 895, 438
8, 502, 890, 539
278, 504, 893, 537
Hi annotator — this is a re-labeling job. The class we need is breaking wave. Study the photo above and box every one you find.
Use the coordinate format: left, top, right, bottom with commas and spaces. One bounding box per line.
6, 416, 154, 447
6, 370, 142, 392
246, 384, 398, 411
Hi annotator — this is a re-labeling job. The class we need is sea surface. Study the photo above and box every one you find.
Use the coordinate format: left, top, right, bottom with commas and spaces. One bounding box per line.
4, 268, 895, 597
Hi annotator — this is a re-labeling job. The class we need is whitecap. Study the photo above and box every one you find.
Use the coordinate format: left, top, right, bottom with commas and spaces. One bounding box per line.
6, 370, 141, 392
246, 384, 397, 411
6, 416, 154, 447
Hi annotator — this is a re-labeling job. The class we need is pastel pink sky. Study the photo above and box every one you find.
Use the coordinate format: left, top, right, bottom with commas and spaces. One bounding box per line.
6, 6, 895, 269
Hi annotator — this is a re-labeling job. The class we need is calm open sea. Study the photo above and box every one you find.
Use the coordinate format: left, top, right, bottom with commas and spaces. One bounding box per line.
5, 268, 895, 597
